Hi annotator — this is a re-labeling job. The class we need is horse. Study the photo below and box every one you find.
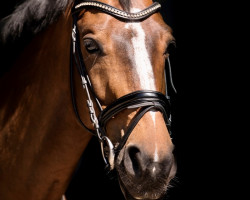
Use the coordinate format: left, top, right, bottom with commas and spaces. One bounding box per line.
0, 0, 177, 199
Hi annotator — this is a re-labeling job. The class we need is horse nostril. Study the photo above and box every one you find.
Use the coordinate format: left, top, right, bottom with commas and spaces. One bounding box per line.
124, 146, 143, 177
129, 146, 140, 173
124, 145, 175, 180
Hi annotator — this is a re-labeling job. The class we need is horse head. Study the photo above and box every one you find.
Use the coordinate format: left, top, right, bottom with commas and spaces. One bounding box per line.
72, 0, 177, 199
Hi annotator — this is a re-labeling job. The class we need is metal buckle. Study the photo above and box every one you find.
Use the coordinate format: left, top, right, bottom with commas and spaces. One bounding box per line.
100, 136, 115, 170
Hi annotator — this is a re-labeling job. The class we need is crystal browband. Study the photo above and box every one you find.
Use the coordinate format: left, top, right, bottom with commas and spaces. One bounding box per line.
73, 1, 161, 21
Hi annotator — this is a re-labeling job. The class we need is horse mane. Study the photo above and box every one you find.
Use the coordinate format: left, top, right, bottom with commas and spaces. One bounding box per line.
0, 0, 72, 44
0, 0, 131, 76
0, 0, 131, 44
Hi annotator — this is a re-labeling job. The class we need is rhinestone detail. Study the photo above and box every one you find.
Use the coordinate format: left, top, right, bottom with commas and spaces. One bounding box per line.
74, 1, 161, 20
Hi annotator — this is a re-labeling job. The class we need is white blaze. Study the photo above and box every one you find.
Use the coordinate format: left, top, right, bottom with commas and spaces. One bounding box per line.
124, 12, 155, 90
125, 9, 158, 161
154, 143, 159, 162
151, 112, 158, 161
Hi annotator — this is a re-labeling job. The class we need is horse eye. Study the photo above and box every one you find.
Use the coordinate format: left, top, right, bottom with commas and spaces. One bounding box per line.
164, 40, 176, 58
83, 38, 99, 53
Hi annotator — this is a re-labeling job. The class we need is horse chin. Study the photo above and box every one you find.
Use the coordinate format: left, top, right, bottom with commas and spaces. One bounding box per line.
117, 170, 168, 200
118, 178, 167, 200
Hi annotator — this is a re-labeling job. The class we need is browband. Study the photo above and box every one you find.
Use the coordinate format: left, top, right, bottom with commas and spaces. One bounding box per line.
72, 1, 161, 21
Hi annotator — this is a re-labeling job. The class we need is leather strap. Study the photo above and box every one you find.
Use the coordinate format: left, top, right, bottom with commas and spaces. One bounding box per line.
97, 90, 171, 154
72, 1, 161, 21
99, 90, 171, 131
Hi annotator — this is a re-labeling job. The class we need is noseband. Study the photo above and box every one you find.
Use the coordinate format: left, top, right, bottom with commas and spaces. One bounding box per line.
71, 1, 176, 171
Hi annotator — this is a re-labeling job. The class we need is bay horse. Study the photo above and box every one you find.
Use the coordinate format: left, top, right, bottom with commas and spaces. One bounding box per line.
0, 0, 177, 199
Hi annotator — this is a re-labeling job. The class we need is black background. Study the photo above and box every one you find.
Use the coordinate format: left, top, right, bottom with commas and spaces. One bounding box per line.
1, 0, 241, 199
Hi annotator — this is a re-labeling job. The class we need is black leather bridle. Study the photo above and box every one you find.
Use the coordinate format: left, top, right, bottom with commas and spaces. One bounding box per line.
70, 1, 176, 171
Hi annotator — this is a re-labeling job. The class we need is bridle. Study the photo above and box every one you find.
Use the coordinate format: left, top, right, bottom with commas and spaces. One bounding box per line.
71, 0, 176, 171
70, 0, 176, 171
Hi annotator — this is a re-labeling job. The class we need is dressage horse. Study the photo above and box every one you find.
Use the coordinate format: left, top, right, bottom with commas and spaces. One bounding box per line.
0, 0, 177, 199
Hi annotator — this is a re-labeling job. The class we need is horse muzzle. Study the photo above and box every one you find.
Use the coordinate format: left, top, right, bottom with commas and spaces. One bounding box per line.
116, 144, 177, 200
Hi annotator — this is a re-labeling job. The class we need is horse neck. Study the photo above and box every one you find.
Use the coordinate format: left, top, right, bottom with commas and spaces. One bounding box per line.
0, 13, 92, 200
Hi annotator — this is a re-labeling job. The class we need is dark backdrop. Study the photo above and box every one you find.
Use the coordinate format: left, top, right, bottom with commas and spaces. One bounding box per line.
1, 0, 240, 199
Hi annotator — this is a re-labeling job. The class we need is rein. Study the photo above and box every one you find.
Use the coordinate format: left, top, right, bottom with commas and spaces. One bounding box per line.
70, 1, 176, 171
